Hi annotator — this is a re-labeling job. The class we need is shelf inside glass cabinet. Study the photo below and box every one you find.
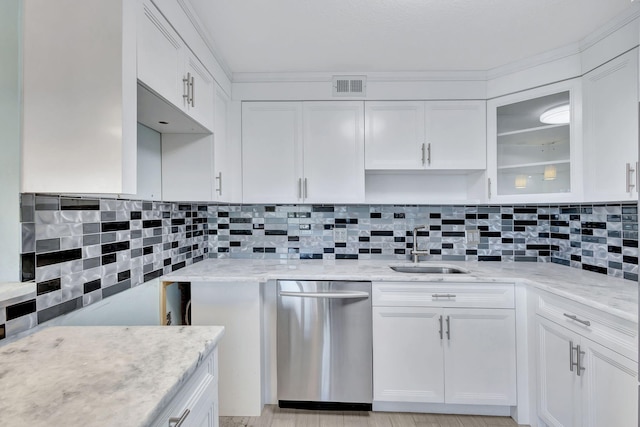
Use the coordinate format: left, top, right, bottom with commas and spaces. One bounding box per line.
496, 91, 571, 196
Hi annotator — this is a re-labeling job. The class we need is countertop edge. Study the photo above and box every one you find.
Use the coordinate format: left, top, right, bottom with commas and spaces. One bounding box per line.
141, 326, 225, 427
160, 261, 638, 324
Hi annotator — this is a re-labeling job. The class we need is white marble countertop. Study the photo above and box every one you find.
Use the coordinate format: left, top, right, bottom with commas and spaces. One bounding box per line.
0, 281, 36, 302
0, 325, 224, 427
161, 259, 639, 323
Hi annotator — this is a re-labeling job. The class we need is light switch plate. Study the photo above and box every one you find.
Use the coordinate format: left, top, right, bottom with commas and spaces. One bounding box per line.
334, 228, 348, 243
466, 229, 480, 245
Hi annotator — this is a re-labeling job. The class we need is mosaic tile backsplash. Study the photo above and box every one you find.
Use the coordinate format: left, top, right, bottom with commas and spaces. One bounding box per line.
5, 194, 638, 339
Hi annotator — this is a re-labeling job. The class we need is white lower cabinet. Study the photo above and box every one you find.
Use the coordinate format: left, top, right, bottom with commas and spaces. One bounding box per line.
536, 316, 637, 427
534, 288, 638, 427
152, 347, 219, 427
372, 282, 517, 409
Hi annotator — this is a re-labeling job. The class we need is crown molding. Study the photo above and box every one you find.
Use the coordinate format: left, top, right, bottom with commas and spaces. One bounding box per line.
232, 70, 488, 84
481, 3, 640, 80
485, 42, 582, 80
179, 0, 233, 81
580, 1, 640, 51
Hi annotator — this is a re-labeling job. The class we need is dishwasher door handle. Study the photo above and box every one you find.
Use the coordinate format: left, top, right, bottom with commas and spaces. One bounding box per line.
279, 291, 370, 299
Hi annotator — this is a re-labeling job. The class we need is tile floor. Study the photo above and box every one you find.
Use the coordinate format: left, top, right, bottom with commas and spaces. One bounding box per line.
219, 405, 528, 427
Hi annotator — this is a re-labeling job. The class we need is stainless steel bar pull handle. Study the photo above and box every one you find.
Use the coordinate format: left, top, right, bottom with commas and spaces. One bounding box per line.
427, 143, 431, 166
182, 73, 190, 103
169, 409, 190, 427
487, 178, 492, 199
636, 162, 639, 192
626, 163, 635, 193
432, 293, 456, 298
446, 315, 451, 340
563, 313, 591, 327
421, 143, 426, 166
279, 291, 369, 299
304, 178, 308, 199
190, 75, 195, 107
298, 178, 302, 199
569, 340, 576, 372
576, 345, 585, 376
215, 172, 222, 195
438, 315, 443, 340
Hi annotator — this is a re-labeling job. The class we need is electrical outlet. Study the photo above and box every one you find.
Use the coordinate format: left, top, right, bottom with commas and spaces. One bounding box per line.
166, 312, 172, 326
333, 228, 348, 243
466, 229, 480, 245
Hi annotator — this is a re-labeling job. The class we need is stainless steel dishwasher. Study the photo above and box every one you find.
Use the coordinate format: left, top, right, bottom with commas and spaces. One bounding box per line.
277, 280, 373, 411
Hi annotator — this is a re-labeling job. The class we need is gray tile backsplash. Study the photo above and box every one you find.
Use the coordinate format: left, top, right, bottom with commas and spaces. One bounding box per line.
3, 194, 638, 339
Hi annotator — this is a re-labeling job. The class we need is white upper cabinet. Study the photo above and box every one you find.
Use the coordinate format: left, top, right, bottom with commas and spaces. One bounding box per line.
137, 0, 214, 132
137, 0, 183, 108
22, 0, 137, 194
162, 85, 232, 202
212, 85, 230, 202
242, 101, 365, 204
583, 48, 639, 202
365, 101, 486, 170
302, 102, 365, 203
182, 50, 215, 131
487, 79, 582, 203
425, 102, 486, 169
242, 102, 303, 204
365, 102, 425, 169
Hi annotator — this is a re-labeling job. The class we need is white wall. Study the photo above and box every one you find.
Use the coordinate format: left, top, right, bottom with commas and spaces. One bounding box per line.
0, 0, 21, 282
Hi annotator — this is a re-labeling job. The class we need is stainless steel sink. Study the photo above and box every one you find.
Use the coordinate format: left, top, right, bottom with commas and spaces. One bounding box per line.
389, 264, 470, 274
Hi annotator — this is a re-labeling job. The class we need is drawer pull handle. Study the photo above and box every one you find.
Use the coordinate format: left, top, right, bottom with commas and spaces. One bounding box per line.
432, 293, 456, 299
169, 409, 190, 427
563, 313, 591, 327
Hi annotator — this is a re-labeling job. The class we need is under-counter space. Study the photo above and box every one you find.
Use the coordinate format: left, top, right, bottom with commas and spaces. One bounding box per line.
160, 259, 638, 322
0, 325, 224, 427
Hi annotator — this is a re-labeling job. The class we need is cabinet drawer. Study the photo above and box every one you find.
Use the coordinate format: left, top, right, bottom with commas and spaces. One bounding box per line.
151, 348, 218, 427
372, 282, 515, 308
534, 290, 637, 362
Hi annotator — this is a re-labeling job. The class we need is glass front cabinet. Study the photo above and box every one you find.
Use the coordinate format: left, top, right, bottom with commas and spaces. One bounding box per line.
487, 80, 582, 203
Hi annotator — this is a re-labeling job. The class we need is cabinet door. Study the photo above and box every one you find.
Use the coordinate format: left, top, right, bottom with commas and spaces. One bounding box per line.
372, 307, 444, 403
583, 48, 639, 201
581, 337, 638, 427
212, 85, 229, 202
425, 101, 486, 170
242, 102, 303, 203
162, 134, 215, 201
137, 0, 184, 108
302, 101, 365, 203
182, 374, 217, 427
487, 80, 580, 203
22, 0, 137, 194
537, 317, 580, 427
364, 101, 425, 170
184, 50, 215, 132
443, 308, 516, 405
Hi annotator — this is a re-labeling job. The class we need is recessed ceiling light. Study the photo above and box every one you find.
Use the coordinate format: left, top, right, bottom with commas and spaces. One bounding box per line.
540, 104, 570, 125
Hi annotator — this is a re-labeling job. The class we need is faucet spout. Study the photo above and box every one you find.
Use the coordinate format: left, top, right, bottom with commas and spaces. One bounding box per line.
411, 225, 429, 263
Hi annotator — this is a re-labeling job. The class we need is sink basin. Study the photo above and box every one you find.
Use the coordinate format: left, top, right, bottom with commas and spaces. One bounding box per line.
389, 264, 470, 274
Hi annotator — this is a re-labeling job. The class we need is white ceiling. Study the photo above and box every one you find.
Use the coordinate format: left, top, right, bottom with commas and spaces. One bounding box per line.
188, 0, 637, 75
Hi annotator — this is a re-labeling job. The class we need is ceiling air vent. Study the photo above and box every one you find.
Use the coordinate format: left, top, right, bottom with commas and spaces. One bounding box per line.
332, 75, 366, 97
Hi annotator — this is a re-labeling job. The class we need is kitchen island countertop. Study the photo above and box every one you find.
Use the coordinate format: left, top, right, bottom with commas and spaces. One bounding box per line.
0, 325, 224, 427
161, 259, 638, 322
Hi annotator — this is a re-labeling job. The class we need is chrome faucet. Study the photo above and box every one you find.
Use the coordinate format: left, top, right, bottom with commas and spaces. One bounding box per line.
411, 225, 429, 263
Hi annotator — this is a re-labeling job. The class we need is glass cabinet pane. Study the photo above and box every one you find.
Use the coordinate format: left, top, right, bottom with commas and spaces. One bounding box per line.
496, 91, 571, 196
